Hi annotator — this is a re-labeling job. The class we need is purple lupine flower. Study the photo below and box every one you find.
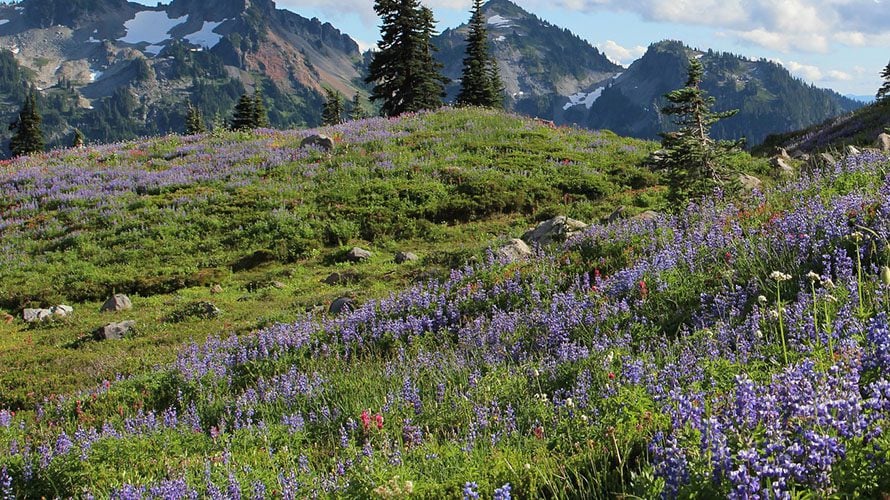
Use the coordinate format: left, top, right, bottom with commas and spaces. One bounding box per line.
462, 481, 480, 500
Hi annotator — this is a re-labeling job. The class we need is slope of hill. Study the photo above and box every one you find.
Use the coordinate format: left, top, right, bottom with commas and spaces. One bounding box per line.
1, 109, 889, 497
0, 108, 664, 410
758, 98, 890, 155
582, 40, 863, 145
0, 0, 365, 154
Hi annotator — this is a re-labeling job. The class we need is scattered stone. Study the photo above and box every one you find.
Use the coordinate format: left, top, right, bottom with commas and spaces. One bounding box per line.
632, 210, 660, 222
776, 147, 792, 160
877, 133, 890, 153
345, 247, 372, 263
51, 305, 74, 318
497, 238, 533, 262
101, 294, 132, 312
168, 301, 220, 322
300, 134, 334, 152
271, 281, 286, 289
522, 216, 588, 246
93, 320, 136, 341
23, 308, 53, 323
323, 271, 357, 286
819, 152, 837, 166
210, 284, 223, 294
795, 153, 811, 163
394, 251, 419, 264
738, 174, 763, 191
329, 297, 356, 315
845, 145, 861, 156
607, 206, 625, 224
770, 155, 795, 176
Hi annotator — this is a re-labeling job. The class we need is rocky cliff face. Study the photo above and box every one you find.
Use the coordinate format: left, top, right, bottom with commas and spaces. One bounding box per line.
0, 0, 365, 154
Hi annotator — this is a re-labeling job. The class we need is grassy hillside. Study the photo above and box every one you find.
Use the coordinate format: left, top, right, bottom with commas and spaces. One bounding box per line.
0, 108, 671, 409
13, 108, 881, 498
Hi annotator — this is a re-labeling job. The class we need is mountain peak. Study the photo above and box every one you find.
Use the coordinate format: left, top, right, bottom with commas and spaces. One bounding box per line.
168, 0, 276, 21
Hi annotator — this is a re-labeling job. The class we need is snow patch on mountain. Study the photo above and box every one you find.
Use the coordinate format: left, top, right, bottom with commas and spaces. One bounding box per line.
563, 87, 605, 110
119, 11, 186, 45
0, 20, 9, 26
183, 21, 225, 49
487, 15, 513, 28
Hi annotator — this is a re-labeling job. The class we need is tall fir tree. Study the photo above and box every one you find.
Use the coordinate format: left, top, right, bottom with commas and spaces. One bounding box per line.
185, 104, 206, 135
366, 0, 447, 116
877, 60, 890, 102
231, 93, 256, 131
321, 88, 344, 126
71, 128, 85, 148
456, 0, 502, 108
350, 93, 368, 121
252, 89, 269, 129
8, 92, 44, 157
657, 57, 741, 205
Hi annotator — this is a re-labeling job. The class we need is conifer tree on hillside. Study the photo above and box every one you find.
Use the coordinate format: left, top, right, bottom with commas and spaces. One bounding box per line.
8, 92, 44, 157
185, 104, 206, 135
71, 128, 85, 148
366, 0, 448, 116
321, 88, 344, 126
878, 60, 890, 102
350, 93, 368, 121
457, 0, 503, 108
657, 57, 742, 204
252, 89, 269, 129
231, 93, 257, 131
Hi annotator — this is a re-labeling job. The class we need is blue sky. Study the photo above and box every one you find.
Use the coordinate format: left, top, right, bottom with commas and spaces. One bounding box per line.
129, 0, 890, 96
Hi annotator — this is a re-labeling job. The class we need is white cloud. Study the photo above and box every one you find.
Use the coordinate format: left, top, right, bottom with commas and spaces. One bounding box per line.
552, 0, 890, 53
778, 59, 853, 85
596, 40, 646, 66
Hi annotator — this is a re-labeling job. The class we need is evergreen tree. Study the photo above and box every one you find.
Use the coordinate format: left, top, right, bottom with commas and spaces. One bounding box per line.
878, 60, 890, 102
71, 128, 85, 148
231, 93, 256, 131
349, 93, 367, 121
657, 58, 742, 204
456, 0, 503, 108
366, 0, 448, 116
185, 104, 206, 135
321, 88, 344, 126
8, 92, 44, 157
252, 89, 269, 129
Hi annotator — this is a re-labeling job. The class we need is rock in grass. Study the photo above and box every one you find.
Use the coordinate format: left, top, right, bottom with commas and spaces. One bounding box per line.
168, 301, 220, 322
94, 320, 136, 341
101, 294, 132, 312
877, 133, 890, 153
497, 239, 533, 262
23, 308, 51, 323
346, 247, 372, 263
738, 174, 763, 191
607, 206, 625, 224
323, 271, 359, 285
522, 216, 588, 246
51, 305, 73, 318
329, 297, 356, 315
632, 210, 660, 222
300, 134, 334, 152
770, 155, 795, 176
819, 152, 837, 166
394, 251, 419, 264
846, 145, 861, 156
210, 284, 223, 294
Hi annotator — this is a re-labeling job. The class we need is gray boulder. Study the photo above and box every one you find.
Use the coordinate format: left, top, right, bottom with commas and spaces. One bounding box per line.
770, 156, 795, 176
329, 297, 356, 315
522, 216, 588, 246
632, 210, 660, 222
300, 134, 334, 152
51, 305, 74, 318
497, 239, 533, 262
210, 284, 223, 294
346, 247, 372, 263
94, 321, 136, 341
323, 271, 357, 285
23, 308, 52, 323
738, 174, 763, 191
607, 206, 625, 224
845, 145, 861, 156
395, 251, 419, 264
101, 294, 132, 312
877, 133, 890, 153
819, 152, 837, 167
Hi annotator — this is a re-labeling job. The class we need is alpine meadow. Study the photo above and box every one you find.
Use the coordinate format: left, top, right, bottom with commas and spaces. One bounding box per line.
2, 0, 890, 498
